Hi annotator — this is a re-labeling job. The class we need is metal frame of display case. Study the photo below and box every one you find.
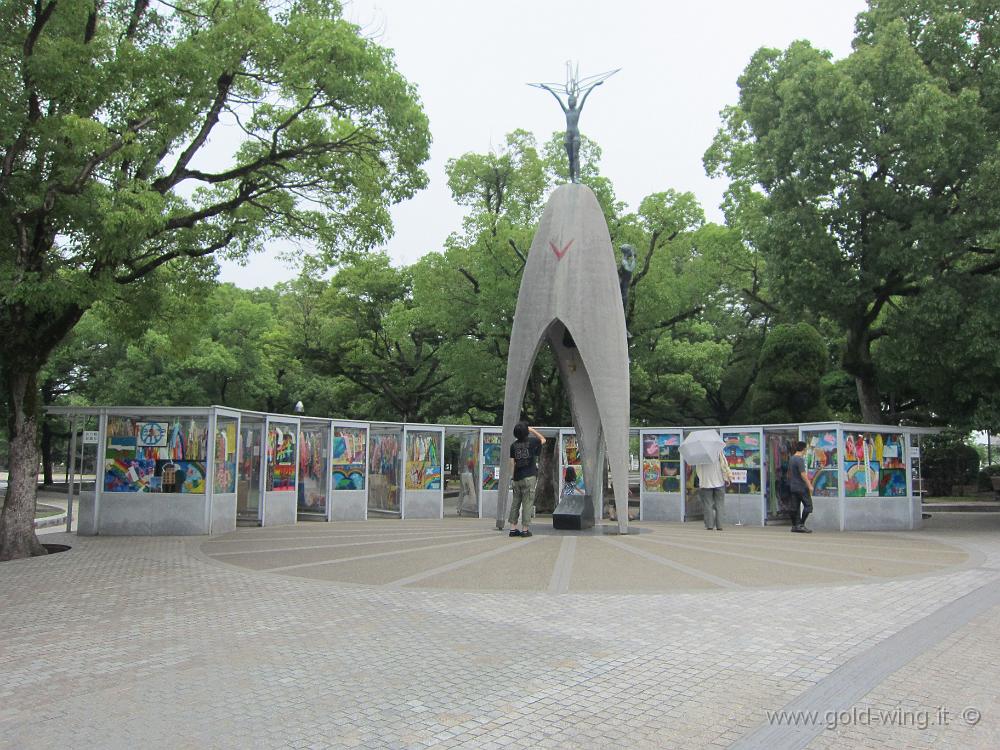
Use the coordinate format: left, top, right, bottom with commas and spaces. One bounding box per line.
45, 407, 940, 535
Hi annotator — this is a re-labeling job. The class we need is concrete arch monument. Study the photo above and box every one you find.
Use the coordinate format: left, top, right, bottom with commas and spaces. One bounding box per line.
496, 183, 631, 533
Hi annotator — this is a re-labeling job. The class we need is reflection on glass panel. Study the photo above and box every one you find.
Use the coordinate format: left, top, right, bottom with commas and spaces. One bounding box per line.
842, 431, 906, 497
910, 434, 924, 497
213, 418, 238, 494
802, 428, 840, 497
238, 421, 263, 518
722, 431, 761, 494
298, 425, 328, 514
481, 433, 501, 490
104, 416, 208, 493
267, 422, 297, 492
369, 429, 402, 513
764, 431, 798, 517
641, 433, 682, 493
405, 431, 442, 490
331, 426, 367, 490
803, 430, 838, 497
457, 432, 479, 516
561, 433, 585, 495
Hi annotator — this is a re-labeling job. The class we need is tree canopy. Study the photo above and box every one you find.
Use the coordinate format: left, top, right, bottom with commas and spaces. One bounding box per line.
0, 0, 430, 559
705, 0, 1000, 423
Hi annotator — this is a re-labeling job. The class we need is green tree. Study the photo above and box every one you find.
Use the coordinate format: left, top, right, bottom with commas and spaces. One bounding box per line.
705, 1, 1000, 424
875, 273, 1000, 430
307, 254, 453, 422
0, 0, 429, 559
750, 323, 830, 423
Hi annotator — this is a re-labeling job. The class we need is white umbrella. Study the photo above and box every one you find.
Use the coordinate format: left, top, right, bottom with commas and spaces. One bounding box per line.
680, 429, 725, 466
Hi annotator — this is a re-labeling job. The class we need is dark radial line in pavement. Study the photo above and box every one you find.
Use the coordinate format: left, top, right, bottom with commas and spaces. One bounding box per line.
730, 576, 1000, 750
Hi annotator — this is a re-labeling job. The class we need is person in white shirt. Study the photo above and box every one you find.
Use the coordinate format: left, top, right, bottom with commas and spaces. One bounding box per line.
696, 449, 734, 531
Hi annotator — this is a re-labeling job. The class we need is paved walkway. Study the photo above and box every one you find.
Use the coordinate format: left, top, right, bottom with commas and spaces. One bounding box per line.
2, 514, 999, 749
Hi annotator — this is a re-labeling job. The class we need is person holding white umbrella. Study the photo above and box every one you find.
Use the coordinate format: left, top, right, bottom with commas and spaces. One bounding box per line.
681, 430, 734, 531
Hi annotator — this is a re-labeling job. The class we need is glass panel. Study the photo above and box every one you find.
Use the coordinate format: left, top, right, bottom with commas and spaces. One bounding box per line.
238, 420, 263, 519
722, 431, 762, 494
266, 421, 297, 492
803, 429, 839, 497
369, 428, 402, 514
405, 430, 442, 490
213, 417, 238, 494
298, 424, 329, 515
641, 432, 682, 493
455, 431, 479, 516
842, 431, 906, 497
910, 434, 924, 497
104, 416, 208, 493
764, 430, 799, 519
482, 433, 501, 490
561, 433, 585, 495
331, 426, 367, 490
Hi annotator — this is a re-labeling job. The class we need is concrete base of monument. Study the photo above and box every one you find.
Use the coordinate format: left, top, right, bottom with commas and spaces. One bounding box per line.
533, 520, 644, 536
552, 493, 595, 530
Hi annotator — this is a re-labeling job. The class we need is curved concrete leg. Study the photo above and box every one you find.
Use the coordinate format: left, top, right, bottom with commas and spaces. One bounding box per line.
496, 184, 631, 535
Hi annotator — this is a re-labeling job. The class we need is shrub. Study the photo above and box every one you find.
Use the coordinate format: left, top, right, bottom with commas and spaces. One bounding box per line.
977, 464, 1000, 491
922, 435, 980, 496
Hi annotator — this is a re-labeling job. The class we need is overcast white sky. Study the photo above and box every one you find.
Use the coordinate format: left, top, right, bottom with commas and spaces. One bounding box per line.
216, 0, 868, 288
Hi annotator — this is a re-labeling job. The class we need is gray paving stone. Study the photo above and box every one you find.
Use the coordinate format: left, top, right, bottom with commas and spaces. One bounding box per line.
1, 515, 998, 748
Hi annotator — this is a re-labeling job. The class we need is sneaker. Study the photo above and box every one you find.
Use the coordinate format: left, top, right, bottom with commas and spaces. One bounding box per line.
509, 529, 521, 537
800, 526, 813, 534
521, 529, 533, 538
791, 526, 802, 533
715, 527, 723, 531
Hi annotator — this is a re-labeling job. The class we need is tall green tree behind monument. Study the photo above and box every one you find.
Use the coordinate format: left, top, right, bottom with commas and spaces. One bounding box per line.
0, 0, 430, 560
705, 0, 1000, 424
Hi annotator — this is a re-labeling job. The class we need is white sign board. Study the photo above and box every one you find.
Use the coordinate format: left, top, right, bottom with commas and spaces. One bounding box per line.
82, 431, 100, 444
908, 446, 920, 459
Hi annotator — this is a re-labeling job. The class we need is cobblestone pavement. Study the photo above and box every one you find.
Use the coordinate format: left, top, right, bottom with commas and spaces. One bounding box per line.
2, 513, 998, 749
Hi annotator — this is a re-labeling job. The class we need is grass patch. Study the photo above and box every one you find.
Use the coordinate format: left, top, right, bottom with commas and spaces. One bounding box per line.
924, 495, 998, 503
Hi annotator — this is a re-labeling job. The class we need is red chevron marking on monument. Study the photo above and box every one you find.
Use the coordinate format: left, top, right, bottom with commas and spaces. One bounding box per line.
549, 238, 574, 260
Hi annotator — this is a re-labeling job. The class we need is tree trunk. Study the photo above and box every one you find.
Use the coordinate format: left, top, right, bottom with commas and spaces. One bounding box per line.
534, 440, 557, 513
844, 325, 884, 424
41, 418, 54, 486
0, 368, 46, 560
855, 375, 884, 425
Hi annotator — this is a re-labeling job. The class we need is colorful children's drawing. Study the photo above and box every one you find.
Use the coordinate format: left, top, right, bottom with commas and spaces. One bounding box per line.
175, 461, 207, 493
642, 459, 660, 490
482, 433, 502, 490
104, 454, 156, 492
109, 435, 137, 451
332, 469, 365, 490
844, 462, 879, 497
643, 437, 659, 457
137, 422, 168, 448
804, 431, 839, 497
272, 462, 296, 491
213, 423, 237, 494
404, 431, 442, 490
722, 432, 761, 493
331, 427, 367, 491
267, 424, 297, 491
561, 434, 586, 493
879, 468, 907, 497
641, 433, 682, 493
